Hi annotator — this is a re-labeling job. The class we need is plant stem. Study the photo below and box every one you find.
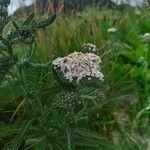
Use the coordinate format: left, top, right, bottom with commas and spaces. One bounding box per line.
67, 124, 74, 150
16, 64, 34, 108
67, 92, 75, 150
132, 103, 150, 132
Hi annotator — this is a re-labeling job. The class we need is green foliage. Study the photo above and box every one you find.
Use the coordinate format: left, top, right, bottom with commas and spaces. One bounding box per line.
36, 14, 57, 29
0, 0, 10, 34
0, 3, 150, 150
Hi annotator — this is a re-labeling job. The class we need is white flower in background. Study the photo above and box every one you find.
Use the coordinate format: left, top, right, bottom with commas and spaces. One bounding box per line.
52, 52, 104, 84
134, 8, 142, 16
82, 43, 97, 52
140, 33, 150, 43
142, 33, 150, 38
107, 27, 117, 33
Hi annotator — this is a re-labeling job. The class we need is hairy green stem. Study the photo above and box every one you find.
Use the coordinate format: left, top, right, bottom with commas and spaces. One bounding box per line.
66, 92, 75, 150
67, 124, 74, 150
16, 64, 35, 108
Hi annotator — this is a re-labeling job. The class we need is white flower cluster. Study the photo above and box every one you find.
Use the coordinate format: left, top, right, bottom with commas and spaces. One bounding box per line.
140, 33, 150, 43
107, 27, 117, 33
82, 43, 97, 52
52, 52, 104, 84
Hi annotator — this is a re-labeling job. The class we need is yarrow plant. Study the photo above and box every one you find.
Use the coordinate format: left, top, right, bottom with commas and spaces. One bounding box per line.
52, 50, 105, 150
2, 1, 149, 149
0, 1, 108, 149
52, 51, 104, 84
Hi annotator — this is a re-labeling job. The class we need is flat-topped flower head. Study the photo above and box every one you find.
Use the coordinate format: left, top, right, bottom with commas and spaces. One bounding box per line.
140, 33, 150, 43
107, 27, 117, 33
52, 52, 104, 84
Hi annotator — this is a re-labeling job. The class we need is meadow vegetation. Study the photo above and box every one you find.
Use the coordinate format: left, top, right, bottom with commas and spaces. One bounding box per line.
0, 0, 150, 149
